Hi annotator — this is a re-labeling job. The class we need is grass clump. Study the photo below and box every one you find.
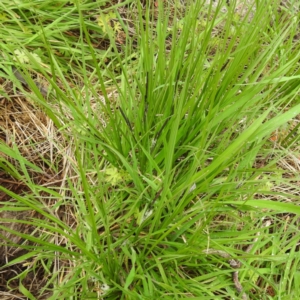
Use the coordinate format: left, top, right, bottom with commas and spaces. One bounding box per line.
0, 0, 300, 299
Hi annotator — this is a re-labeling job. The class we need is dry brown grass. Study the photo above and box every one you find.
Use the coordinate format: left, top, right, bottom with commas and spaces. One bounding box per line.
0, 77, 64, 298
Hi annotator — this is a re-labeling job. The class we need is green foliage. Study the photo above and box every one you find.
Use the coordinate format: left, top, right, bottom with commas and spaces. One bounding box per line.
97, 11, 122, 35
1, 0, 300, 299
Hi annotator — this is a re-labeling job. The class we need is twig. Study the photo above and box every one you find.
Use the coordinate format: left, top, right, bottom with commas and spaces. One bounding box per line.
12, 66, 48, 97
203, 220, 271, 299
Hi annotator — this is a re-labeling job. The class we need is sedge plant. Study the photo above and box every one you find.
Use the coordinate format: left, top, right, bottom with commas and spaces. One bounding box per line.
0, 0, 300, 298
